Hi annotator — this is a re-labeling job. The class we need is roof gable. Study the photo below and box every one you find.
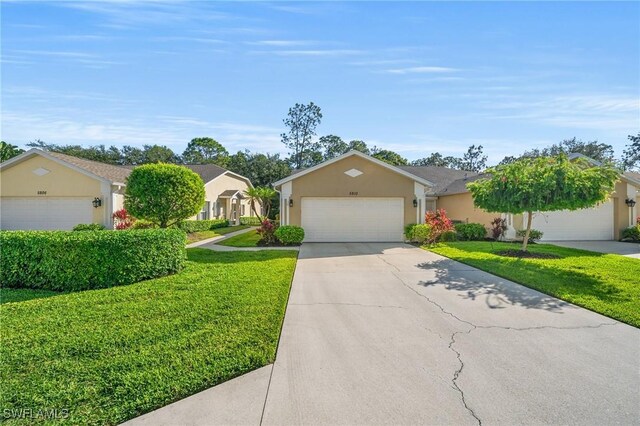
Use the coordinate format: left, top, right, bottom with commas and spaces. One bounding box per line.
0, 149, 129, 185
273, 150, 434, 187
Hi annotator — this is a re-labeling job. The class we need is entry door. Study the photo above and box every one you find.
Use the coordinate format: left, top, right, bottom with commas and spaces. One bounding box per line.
301, 197, 404, 242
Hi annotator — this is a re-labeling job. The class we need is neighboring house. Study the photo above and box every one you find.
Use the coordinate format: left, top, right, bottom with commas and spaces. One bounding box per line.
0, 148, 258, 230
274, 150, 640, 242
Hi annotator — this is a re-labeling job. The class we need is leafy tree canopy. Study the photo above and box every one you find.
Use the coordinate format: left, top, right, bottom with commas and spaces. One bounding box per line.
182, 137, 229, 167
281, 102, 323, 169
125, 163, 205, 228
499, 137, 615, 165
468, 155, 619, 250
0, 141, 24, 162
319, 135, 348, 160
371, 148, 408, 166
622, 132, 639, 171
227, 150, 291, 188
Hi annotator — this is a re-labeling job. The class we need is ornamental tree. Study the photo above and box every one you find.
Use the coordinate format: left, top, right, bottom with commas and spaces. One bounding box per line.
125, 163, 205, 228
244, 187, 277, 220
467, 155, 619, 251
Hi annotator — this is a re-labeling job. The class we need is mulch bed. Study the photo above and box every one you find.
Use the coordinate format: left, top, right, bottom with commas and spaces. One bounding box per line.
256, 239, 301, 247
494, 249, 560, 259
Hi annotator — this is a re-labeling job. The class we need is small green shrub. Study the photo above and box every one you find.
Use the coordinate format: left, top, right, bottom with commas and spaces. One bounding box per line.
621, 225, 640, 241
411, 224, 432, 244
177, 219, 229, 233
130, 219, 157, 229
0, 229, 186, 291
274, 225, 305, 245
240, 216, 262, 226
72, 223, 106, 231
455, 223, 487, 241
439, 230, 458, 242
516, 229, 544, 243
404, 223, 416, 240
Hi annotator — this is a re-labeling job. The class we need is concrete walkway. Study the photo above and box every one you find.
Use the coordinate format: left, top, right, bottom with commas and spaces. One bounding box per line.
126, 243, 639, 425
186, 227, 299, 252
547, 240, 640, 258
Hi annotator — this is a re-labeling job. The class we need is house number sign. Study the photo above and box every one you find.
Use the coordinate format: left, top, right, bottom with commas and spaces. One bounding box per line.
37, 190, 47, 195
349, 191, 358, 196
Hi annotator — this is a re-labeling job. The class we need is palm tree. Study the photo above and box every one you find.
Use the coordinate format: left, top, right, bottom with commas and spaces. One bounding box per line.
0, 141, 24, 162
243, 187, 277, 220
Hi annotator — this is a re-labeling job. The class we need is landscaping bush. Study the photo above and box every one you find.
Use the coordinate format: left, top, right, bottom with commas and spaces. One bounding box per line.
256, 219, 278, 245
411, 224, 432, 244
240, 216, 262, 226
0, 229, 186, 291
72, 223, 106, 231
621, 224, 640, 241
516, 228, 544, 243
177, 219, 229, 233
404, 223, 416, 241
130, 219, 157, 229
490, 217, 508, 240
274, 225, 305, 245
455, 223, 487, 241
425, 209, 454, 243
113, 208, 134, 230
439, 230, 458, 242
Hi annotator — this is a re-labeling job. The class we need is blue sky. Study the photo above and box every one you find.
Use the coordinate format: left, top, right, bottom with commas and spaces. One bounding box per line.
2, 1, 639, 164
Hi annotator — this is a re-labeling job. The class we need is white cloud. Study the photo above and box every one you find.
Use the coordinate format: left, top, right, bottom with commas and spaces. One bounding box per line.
248, 40, 317, 47
384, 66, 459, 74
267, 49, 363, 57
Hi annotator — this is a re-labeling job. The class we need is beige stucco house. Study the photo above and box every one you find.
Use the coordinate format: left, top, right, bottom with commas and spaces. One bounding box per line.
274, 150, 640, 242
0, 148, 258, 230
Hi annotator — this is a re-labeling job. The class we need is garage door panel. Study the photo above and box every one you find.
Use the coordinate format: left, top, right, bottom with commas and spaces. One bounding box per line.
301, 197, 404, 242
531, 201, 613, 241
0, 197, 95, 230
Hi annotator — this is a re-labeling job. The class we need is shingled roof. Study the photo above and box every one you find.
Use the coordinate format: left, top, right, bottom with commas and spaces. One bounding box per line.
398, 166, 479, 195
46, 151, 131, 184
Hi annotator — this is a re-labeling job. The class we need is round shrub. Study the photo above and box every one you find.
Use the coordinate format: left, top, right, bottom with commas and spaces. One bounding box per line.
410, 224, 432, 244
454, 223, 487, 241
72, 223, 106, 231
516, 228, 544, 243
274, 225, 305, 245
621, 225, 640, 241
404, 224, 416, 241
125, 163, 205, 228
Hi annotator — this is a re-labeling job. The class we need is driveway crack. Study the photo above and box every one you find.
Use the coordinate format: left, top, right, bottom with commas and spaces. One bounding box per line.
449, 329, 482, 425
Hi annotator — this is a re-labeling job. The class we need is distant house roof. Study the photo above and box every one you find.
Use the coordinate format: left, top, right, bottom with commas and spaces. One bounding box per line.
45, 151, 132, 184
182, 164, 228, 183
623, 171, 640, 186
398, 166, 479, 195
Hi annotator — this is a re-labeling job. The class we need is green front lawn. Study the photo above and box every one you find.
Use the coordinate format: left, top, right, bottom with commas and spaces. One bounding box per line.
217, 230, 261, 247
0, 288, 62, 304
427, 242, 640, 327
1, 248, 297, 425
185, 225, 250, 243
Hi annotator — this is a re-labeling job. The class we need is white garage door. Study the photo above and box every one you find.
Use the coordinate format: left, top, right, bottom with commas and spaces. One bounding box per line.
301, 197, 404, 242
530, 201, 614, 241
0, 197, 95, 230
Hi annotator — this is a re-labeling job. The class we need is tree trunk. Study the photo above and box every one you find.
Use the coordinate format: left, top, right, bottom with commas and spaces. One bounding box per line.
522, 211, 533, 252
250, 199, 262, 221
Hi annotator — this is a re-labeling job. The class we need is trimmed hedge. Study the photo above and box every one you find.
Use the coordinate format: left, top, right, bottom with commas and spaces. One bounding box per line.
274, 225, 305, 245
240, 216, 262, 226
621, 225, 640, 241
0, 229, 186, 291
177, 219, 229, 233
455, 223, 487, 241
73, 223, 106, 231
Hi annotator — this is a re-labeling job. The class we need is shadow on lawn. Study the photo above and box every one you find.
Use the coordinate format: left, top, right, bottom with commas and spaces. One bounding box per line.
415, 257, 624, 313
449, 241, 607, 258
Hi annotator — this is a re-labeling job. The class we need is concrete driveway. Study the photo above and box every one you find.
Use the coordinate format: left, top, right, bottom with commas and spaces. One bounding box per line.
547, 240, 640, 258
127, 243, 639, 426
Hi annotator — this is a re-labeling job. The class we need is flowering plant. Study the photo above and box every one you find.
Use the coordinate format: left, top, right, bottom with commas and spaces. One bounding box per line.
424, 209, 454, 243
113, 208, 134, 230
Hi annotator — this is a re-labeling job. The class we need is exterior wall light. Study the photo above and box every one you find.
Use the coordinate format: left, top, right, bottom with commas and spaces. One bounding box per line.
92, 197, 102, 208
413, 198, 418, 208
625, 198, 637, 207
289, 198, 294, 208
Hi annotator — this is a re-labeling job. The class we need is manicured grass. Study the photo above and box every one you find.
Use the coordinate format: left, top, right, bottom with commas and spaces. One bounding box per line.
185, 225, 250, 243
0, 288, 62, 304
0, 248, 297, 425
427, 242, 640, 327
217, 230, 262, 247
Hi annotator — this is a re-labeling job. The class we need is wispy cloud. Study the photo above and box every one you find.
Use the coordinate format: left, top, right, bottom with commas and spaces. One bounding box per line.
152, 36, 227, 44
267, 49, 364, 57
248, 40, 317, 47
383, 66, 459, 74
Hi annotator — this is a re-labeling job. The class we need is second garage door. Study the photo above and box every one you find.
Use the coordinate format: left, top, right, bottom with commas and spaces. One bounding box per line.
301, 197, 404, 242
530, 201, 614, 241
0, 197, 95, 230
